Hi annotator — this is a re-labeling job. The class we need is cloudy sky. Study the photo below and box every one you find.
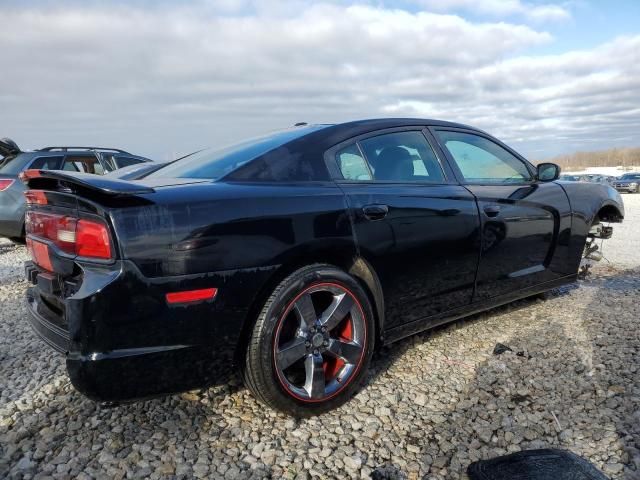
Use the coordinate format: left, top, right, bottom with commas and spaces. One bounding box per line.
1, 0, 639, 160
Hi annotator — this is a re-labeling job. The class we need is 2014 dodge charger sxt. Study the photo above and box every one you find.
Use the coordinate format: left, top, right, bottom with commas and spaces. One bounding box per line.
23, 119, 624, 416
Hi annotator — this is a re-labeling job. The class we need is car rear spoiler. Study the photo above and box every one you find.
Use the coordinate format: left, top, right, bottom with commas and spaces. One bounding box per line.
21, 169, 155, 196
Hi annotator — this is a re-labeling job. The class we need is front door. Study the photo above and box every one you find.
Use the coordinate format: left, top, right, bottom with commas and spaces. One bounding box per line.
432, 128, 571, 300
329, 128, 481, 331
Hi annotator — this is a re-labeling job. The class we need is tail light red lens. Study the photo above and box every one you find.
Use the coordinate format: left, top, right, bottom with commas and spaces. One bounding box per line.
76, 219, 112, 259
25, 211, 112, 261
0, 179, 15, 191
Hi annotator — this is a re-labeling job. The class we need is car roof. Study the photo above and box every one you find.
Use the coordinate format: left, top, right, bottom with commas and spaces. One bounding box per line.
280, 118, 483, 154
317, 117, 480, 138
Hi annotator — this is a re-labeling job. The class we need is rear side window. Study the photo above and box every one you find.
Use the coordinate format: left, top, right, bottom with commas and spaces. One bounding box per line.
435, 131, 532, 183
29, 156, 62, 170
0, 155, 25, 174
63, 155, 104, 175
336, 144, 372, 181
358, 131, 445, 183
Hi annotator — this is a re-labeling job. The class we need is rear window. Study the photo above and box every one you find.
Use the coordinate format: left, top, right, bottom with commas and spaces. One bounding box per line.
0, 154, 28, 175
147, 126, 326, 180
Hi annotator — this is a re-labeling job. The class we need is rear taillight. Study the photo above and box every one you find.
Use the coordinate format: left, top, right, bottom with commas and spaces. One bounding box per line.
25, 211, 113, 261
76, 219, 112, 259
0, 179, 14, 191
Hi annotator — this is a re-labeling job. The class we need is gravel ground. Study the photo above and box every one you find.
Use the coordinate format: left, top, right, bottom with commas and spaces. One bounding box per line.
1, 195, 639, 480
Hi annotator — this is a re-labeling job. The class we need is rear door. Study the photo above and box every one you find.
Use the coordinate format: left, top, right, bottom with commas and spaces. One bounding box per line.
327, 127, 481, 332
432, 128, 572, 300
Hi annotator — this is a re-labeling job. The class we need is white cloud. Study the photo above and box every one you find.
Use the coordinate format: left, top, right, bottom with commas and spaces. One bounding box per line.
0, 2, 637, 160
417, 0, 571, 22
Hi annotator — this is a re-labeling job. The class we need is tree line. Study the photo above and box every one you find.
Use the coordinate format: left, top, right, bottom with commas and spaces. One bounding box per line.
537, 146, 640, 170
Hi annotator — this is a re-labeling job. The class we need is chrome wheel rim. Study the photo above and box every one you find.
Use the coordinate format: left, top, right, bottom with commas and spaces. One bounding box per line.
273, 282, 366, 402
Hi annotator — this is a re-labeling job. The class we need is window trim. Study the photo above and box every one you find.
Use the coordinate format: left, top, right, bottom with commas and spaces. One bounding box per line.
429, 127, 536, 186
324, 126, 456, 186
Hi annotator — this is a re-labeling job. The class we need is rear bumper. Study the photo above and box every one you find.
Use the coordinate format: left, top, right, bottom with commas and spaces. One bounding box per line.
26, 287, 70, 354
24, 259, 276, 402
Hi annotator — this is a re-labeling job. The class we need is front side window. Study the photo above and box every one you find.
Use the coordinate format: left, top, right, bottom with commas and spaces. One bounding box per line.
358, 131, 445, 183
435, 131, 532, 183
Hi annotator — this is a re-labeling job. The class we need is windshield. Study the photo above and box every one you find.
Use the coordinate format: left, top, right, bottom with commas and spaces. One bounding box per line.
620, 173, 640, 180
147, 125, 328, 180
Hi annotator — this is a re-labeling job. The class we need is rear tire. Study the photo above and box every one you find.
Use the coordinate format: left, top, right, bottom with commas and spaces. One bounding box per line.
243, 264, 375, 416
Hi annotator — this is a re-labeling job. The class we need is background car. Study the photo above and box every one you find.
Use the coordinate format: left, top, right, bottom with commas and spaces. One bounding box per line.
584, 174, 615, 185
559, 174, 588, 182
612, 172, 640, 193
0, 138, 152, 240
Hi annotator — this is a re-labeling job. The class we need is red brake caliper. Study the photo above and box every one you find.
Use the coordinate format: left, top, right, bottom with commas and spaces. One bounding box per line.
323, 315, 353, 381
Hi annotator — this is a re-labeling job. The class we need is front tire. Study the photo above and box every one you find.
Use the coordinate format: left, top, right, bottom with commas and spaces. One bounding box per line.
243, 264, 375, 416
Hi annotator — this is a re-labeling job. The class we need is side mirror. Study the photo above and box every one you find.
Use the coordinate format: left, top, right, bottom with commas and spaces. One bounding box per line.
537, 162, 560, 182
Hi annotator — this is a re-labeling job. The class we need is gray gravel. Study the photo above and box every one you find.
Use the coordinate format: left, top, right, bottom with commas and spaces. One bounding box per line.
1, 196, 639, 479
0, 239, 29, 285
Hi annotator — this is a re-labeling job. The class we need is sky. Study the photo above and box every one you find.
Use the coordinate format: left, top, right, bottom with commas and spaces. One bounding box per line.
0, 0, 639, 161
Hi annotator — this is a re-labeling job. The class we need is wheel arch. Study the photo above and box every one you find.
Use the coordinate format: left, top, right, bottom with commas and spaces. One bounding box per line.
234, 250, 385, 366
594, 202, 624, 224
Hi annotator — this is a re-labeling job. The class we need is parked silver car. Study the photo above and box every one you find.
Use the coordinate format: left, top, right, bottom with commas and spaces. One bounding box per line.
612, 173, 640, 193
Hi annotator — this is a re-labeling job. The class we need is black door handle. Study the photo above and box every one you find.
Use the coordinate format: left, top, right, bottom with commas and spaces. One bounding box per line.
362, 204, 389, 221
483, 205, 501, 217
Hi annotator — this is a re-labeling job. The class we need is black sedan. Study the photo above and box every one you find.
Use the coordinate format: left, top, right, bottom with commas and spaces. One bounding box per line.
22, 119, 624, 416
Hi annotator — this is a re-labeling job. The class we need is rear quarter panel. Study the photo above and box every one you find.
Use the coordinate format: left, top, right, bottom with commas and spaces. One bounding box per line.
110, 181, 355, 278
